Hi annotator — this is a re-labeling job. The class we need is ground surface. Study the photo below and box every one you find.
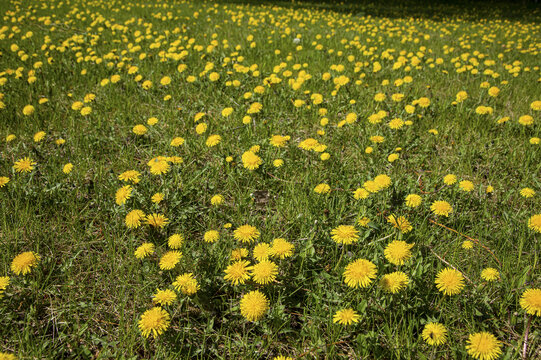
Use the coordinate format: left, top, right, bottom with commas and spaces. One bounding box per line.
0, 0, 540, 359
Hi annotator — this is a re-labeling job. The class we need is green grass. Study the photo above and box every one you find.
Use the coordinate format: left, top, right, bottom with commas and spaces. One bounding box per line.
0, 0, 540, 358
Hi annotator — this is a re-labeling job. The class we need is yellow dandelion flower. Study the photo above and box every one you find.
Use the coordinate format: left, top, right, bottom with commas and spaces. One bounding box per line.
159, 251, 182, 270
331, 225, 359, 245
443, 174, 457, 185
133, 124, 147, 135
520, 288, 541, 316
475, 106, 493, 115
431, 200, 453, 217
488, 86, 500, 97
386, 214, 412, 233
528, 214, 541, 233
195, 123, 207, 134
153, 289, 177, 306
250, 260, 278, 285
168, 234, 184, 249
314, 183, 331, 194
233, 225, 260, 243
173, 273, 200, 295
134, 243, 154, 259
333, 308, 359, 325
240, 290, 268, 321
160, 76, 171, 86
230, 248, 249, 261
33, 131, 46, 142
435, 268, 465, 295
343, 258, 377, 288
0, 276, 10, 295
151, 193, 164, 204
388, 153, 399, 162
462, 240, 474, 250
405, 194, 422, 208
384, 240, 414, 265
138, 307, 170, 338
11, 251, 40, 275
118, 170, 141, 184
373, 174, 392, 190
62, 163, 73, 174
115, 185, 132, 205
224, 260, 251, 285
520, 188, 535, 198
167, 156, 183, 164
466, 332, 502, 360
271, 238, 294, 259
241, 151, 262, 170
13, 157, 36, 173
481, 268, 500, 282
211, 194, 224, 206
270, 135, 290, 147
149, 159, 170, 175
203, 230, 220, 243
146, 213, 169, 228
298, 138, 319, 150
357, 217, 370, 227
71, 101, 84, 110
80, 107, 92, 116
206, 134, 221, 147
221, 107, 233, 117
170, 137, 185, 147
422, 322, 448, 346
518, 115, 534, 126
125, 210, 145, 229
459, 180, 474, 192
388, 118, 404, 130
418, 97, 431, 107
253, 243, 272, 261
353, 188, 370, 200
380, 271, 409, 293
0, 176, 10, 188
142, 80, 152, 89
22, 104, 35, 116
247, 102, 262, 114
456, 91, 468, 102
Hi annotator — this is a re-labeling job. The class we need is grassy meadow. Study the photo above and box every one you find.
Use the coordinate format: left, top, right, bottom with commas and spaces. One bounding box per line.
0, 0, 540, 358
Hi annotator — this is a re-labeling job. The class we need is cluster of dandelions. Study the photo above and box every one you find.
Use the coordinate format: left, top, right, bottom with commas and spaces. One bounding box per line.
113, 157, 204, 338
136, 221, 296, 337
223, 226, 295, 322
419, 324, 503, 360
329, 208, 541, 360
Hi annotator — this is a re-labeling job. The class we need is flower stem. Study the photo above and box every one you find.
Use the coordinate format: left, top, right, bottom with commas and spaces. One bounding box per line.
522, 315, 532, 359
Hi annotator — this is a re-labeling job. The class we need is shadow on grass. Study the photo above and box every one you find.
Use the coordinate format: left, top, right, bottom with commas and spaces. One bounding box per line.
222, 0, 541, 21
